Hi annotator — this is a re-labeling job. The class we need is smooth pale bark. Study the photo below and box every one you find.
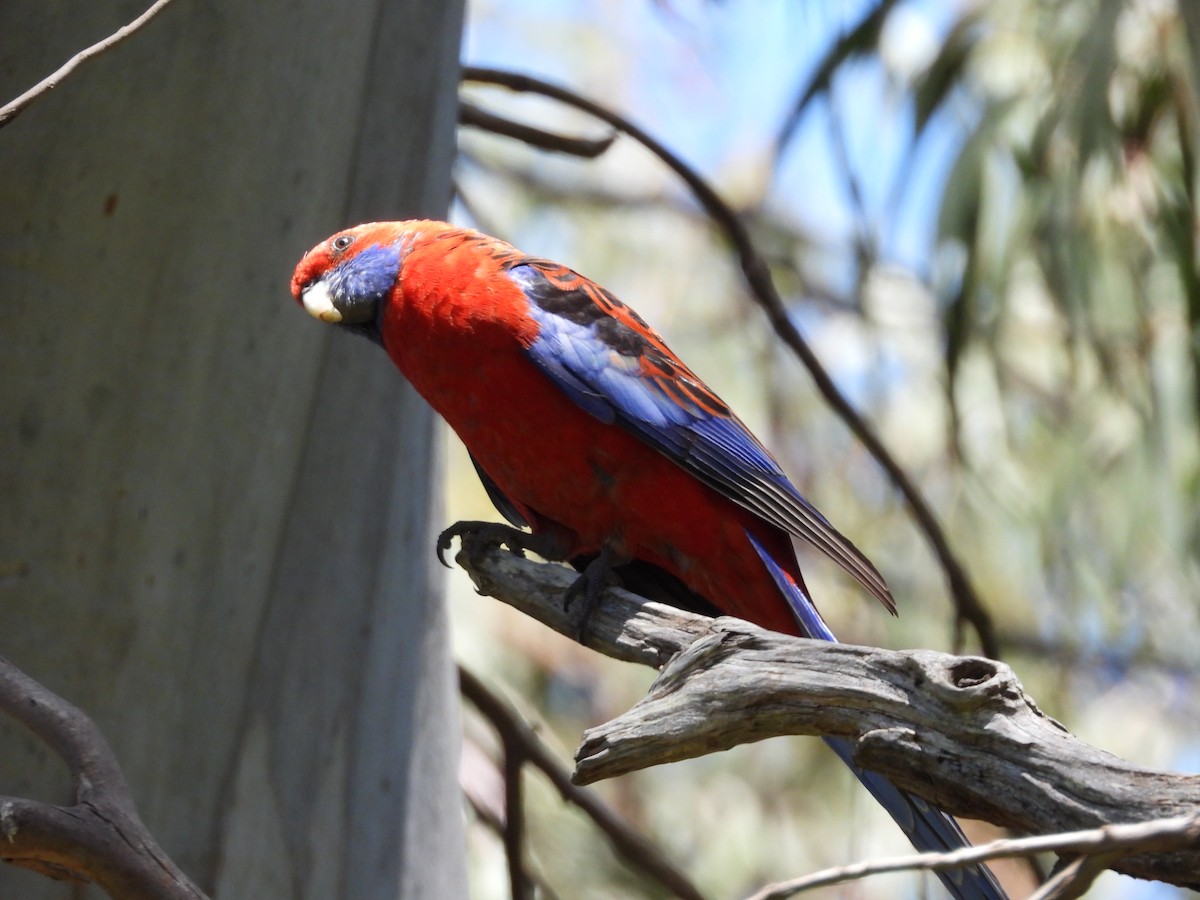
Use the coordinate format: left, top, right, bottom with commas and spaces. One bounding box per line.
0, 1, 467, 897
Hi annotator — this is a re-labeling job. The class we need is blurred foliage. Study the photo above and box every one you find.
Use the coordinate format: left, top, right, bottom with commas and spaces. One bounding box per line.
454, 1, 1200, 897
921, 0, 1200, 660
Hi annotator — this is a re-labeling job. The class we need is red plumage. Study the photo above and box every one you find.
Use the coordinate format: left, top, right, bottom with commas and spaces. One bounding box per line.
291, 220, 872, 635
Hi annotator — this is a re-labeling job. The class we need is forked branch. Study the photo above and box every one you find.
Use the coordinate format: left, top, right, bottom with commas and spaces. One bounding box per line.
0, 655, 206, 899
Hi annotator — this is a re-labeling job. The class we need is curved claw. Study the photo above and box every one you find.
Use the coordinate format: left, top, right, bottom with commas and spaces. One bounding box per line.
435, 528, 458, 568
436, 520, 540, 568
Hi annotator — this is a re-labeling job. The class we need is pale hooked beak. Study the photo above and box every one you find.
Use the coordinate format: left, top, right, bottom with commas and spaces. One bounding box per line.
300, 280, 344, 323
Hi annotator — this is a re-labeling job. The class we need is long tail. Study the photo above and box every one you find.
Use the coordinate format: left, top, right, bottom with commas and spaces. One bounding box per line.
747, 532, 1007, 900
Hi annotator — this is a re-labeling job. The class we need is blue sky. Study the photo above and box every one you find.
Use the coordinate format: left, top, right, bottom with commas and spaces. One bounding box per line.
464, 0, 970, 280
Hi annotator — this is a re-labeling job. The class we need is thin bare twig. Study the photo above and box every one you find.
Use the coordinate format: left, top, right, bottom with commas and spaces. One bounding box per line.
455, 148, 861, 317
744, 813, 1200, 899
0, 0, 180, 128
458, 666, 708, 900
501, 731, 532, 900
0, 655, 206, 899
460, 101, 617, 158
824, 84, 877, 266
461, 789, 561, 900
459, 66, 999, 659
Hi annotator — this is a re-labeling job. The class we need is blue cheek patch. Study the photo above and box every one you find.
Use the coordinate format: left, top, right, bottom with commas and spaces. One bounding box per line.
328, 242, 404, 322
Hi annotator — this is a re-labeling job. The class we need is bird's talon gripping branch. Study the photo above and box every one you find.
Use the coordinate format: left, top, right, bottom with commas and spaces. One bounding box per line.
436, 520, 533, 568
563, 545, 620, 611
563, 545, 622, 642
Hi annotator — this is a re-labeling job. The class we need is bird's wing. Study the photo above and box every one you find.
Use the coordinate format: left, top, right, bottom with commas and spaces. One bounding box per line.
504, 259, 894, 613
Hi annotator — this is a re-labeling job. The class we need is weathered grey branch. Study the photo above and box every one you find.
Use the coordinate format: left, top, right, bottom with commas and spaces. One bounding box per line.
453, 537, 1200, 889
0, 655, 206, 899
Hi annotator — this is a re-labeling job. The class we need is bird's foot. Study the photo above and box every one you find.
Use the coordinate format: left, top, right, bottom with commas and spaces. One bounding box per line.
438, 521, 621, 644
564, 544, 623, 641
437, 520, 563, 568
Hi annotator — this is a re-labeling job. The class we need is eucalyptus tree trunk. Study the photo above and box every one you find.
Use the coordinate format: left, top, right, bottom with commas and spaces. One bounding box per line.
0, 1, 467, 896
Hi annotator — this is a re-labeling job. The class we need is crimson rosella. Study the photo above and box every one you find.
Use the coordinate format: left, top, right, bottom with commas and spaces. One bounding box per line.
291, 220, 1006, 899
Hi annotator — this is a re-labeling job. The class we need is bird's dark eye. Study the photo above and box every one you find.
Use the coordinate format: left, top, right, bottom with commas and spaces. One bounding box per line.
331, 234, 355, 253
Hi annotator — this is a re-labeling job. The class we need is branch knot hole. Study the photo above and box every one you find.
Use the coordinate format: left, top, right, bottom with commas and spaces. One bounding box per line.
947, 657, 998, 688
926, 655, 1019, 712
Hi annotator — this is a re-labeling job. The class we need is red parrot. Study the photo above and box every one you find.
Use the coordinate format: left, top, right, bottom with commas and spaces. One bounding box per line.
291, 220, 1005, 899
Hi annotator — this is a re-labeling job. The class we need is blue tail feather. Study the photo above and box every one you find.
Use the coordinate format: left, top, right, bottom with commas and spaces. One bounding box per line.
746, 532, 1007, 900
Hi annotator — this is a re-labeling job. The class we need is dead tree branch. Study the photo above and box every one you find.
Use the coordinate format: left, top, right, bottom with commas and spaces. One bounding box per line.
0, 0, 180, 128
451, 535, 1200, 890
0, 655, 206, 898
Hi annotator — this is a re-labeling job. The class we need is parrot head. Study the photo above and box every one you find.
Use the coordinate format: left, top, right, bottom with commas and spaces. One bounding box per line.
291, 222, 409, 343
